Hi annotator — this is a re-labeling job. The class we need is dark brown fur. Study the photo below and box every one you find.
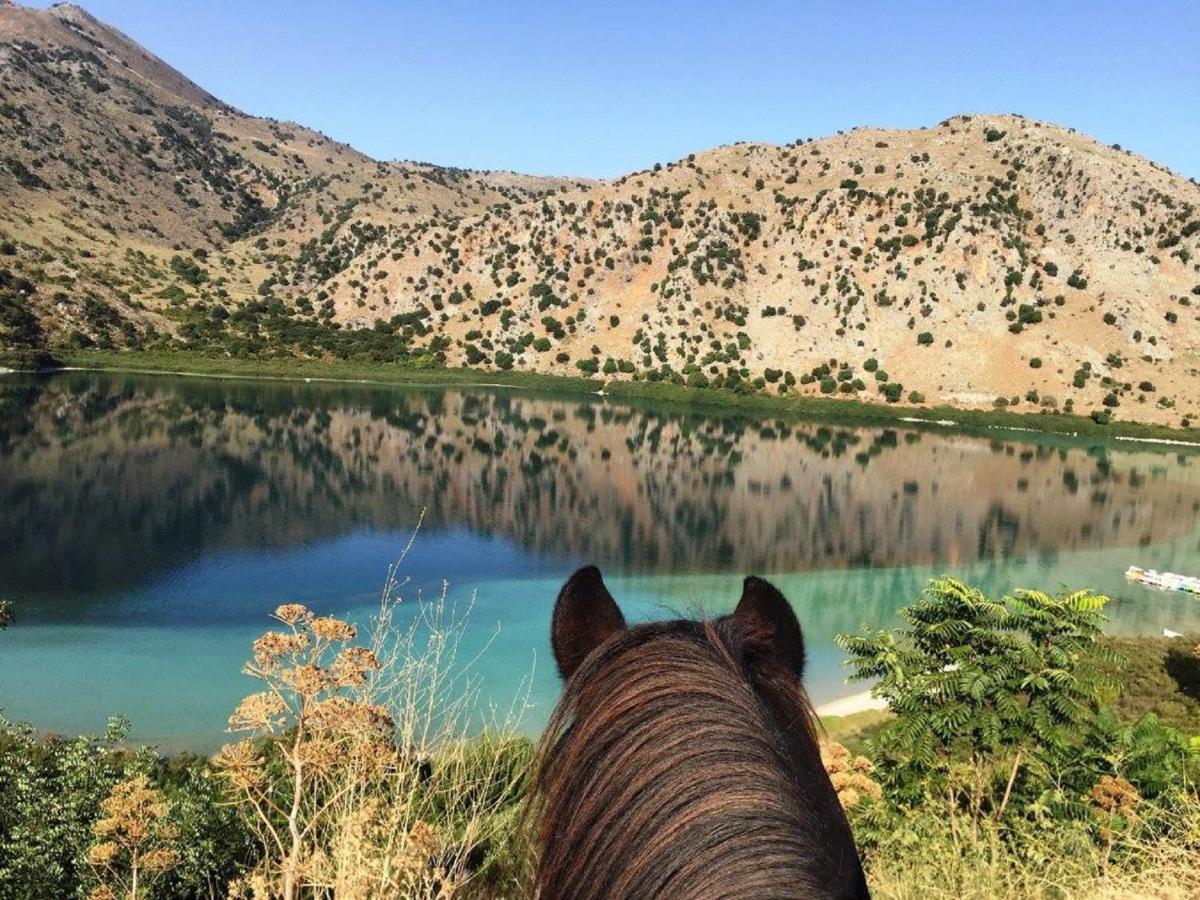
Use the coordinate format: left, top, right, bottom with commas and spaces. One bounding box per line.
533, 567, 869, 899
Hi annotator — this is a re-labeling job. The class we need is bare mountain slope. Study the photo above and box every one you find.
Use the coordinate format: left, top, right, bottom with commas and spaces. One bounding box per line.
1, 1, 1198, 426
0, 1, 577, 349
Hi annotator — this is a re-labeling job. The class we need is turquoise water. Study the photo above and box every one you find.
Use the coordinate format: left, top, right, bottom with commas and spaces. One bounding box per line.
2, 372, 1200, 750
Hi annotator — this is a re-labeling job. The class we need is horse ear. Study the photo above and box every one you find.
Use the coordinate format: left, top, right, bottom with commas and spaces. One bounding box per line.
733, 576, 805, 678
552, 566, 626, 680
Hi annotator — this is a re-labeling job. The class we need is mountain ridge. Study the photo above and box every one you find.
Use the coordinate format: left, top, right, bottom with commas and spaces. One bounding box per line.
1, 1, 1198, 427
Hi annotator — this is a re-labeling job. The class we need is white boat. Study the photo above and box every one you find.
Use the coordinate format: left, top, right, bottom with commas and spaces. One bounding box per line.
1125, 566, 1200, 596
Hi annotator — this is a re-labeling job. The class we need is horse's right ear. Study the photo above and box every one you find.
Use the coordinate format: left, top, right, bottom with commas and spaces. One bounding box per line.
733, 575, 806, 679
552, 565, 626, 680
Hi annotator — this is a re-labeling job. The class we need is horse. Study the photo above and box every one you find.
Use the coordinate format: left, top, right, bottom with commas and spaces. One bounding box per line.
531, 565, 870, 899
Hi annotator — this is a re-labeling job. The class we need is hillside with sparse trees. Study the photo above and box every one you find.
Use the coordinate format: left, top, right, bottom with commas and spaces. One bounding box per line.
2, 1, 1199, 426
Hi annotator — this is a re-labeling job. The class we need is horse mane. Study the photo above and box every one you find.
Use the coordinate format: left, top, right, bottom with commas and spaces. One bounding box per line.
532, 613, 866, 899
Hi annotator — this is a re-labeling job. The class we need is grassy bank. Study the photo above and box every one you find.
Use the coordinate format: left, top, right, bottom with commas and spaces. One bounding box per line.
48, 349, 603, 396
40, 348, 1200, 444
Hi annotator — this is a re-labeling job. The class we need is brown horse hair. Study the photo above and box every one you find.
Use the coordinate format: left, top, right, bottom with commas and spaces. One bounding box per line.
531, 568, 869, 899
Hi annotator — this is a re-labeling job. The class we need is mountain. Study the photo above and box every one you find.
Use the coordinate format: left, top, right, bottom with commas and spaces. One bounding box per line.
1, 1, 1199, 426
0, 1, 577, 357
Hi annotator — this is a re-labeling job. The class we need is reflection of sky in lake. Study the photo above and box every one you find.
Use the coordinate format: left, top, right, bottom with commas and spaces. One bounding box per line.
2, 372, 1199, 749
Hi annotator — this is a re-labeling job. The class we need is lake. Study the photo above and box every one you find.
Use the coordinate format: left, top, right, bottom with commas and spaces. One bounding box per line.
2, 371, 1200, 751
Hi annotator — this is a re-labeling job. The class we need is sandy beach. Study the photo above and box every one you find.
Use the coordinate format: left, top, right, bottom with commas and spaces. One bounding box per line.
816, 690, 889, 718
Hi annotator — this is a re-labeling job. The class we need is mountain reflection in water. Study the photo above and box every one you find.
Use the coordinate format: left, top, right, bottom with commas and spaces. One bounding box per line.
3, 371, 1199, 604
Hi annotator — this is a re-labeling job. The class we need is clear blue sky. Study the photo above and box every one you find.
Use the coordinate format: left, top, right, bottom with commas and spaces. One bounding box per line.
33, 0, 1200, 180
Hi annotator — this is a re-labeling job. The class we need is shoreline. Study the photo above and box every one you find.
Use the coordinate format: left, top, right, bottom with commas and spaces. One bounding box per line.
17, 349, 1200, 445
815, 690, 889, 718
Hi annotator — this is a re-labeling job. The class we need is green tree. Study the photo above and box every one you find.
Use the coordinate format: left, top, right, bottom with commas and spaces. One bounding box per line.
837, 578, 1120, 817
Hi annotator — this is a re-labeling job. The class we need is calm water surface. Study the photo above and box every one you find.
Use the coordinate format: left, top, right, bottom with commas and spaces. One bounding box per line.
3, 372, 1200, 749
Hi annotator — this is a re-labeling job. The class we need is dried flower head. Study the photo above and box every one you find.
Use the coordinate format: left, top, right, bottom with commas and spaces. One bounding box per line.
95, 775, 171, 842
88, 842, 119, 866
331, 646, 381, 686
309, 695, 395, 736
251, 630, 309, 668
214, 740, 268, 790
88, 775, 177, 895
229, 691, 289, 732
821, 741, 883, 810
274, 603, 312, 627
1092, 774, 1140, 817
296, 735, 343, 771
142, 848, 178, 874
284, 662, 329, 697
311, 615, 356, 642
219, 596, 467, 900
227, 873, 273, 900
393, 820, 450, 890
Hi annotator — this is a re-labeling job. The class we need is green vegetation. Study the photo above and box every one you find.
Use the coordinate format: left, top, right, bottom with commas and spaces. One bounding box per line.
2, 578, 1196, 897
1100, 635, 1200, 731
56, 350, 1200, 444
55, 349, 601, 397
838, 579, 1200, 899
0, 267, 59, 369
840, 579, 1123, 808
0, 718, 248, 899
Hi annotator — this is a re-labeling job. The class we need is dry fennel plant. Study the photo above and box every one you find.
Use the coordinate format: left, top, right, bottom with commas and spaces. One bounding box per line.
822, 741, 883, 811
87, 775, 177, 900
217, 540, 532, 900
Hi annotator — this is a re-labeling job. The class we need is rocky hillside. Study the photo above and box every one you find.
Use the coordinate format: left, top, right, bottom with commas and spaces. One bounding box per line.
2, 1, 1199, 426
0, 2, 577, 355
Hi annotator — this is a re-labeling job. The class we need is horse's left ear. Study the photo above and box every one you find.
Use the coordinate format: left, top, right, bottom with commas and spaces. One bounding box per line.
733, 576, 805, 678
552, 565, 626, 680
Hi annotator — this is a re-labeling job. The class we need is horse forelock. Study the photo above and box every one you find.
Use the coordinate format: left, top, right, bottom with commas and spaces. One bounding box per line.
532, 616, 862, 899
